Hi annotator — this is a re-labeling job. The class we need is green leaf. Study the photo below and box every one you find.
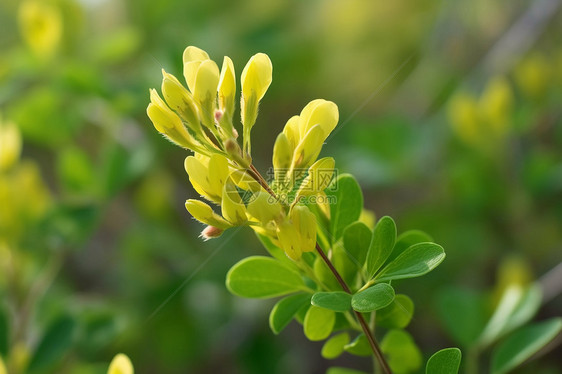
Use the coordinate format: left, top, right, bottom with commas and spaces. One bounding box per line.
381, 329, 423, 374
437, 287, 487, 347
426, 348, 462, 374
226, 256, 306, 298
326, 367, 368, 374
376, 242, 445, 282
366, 216, 397, 277
376, 294, 414, 329
388, 230, 433, 264
478, 283, 542, 347
491, 318, 562, 374
269, 293, 312, 334
28, 315, 76, 373
312, 291, 352, 312
0, 306, 8, 356
328, 174, 363, 242
303, 306, 336, 341
313, 255, 340, 290
344, 334, 372, 357
343, 222, 372, 266
322, 332, 350, 359
351, 283, 395, 313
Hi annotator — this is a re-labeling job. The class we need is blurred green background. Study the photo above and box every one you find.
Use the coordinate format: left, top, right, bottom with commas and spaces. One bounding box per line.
0, 0, 561, 373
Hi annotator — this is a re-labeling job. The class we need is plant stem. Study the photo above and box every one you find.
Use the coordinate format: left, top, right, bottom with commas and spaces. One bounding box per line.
248, 164, 392, 374
315, 243, 392, 374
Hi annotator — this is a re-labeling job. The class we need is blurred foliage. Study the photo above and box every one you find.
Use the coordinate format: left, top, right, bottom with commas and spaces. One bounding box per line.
0, 0, 561, 373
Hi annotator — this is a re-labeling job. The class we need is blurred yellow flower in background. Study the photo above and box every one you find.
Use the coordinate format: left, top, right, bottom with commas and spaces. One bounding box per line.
108, 353, 134, 374
18, 0, 62, 60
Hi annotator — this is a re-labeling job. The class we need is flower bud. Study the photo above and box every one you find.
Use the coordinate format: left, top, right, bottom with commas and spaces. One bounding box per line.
272, 133, 292, 172
200, 225, 224, 240
298, 99, 339, 140
218, 56, 236, 119
147, 89, 199, 150
183, 46, 210, 91
292, 124, 325, 168
108, 353, 134, 374
185, 199, 231, 229
291, 205, 317, 252
276, 220, 302, 260
224, 138, 250, 168
161, 69, 202, 136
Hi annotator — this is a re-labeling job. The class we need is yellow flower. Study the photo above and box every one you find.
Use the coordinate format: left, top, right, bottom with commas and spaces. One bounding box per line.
18, 0, 62, 60
240, 53, 273, 153
184, 154, 230, 204
161, 69, 202, 136
185, 199, 232, 230
147, 89, 201, 151
0, 119, 22, 171
218, 56, 237, 122
107, 353, 134, 374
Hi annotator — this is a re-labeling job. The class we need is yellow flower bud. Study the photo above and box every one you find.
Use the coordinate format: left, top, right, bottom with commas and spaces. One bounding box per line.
107, 353, 134, 374
298, 99, 339, 140
282, 115, 300, 150
161, 69, 202, 135
183, 46, 210, 92
241, 53, 273, 152
247, 191, 282, 225
292, 124, 325, 168
184, 154, 229, 204
185, 199, 232, 229
218, 56, 236, 119
147, 89, 199, 150
221, 178, 247, 225
18, 0, 62, 60
296, 157, 335, 200
276, 220, 302, 260
0, 120, 22, 171
191, 60, 220, 128
291, 205, 317, 252
272, 133, 293, 182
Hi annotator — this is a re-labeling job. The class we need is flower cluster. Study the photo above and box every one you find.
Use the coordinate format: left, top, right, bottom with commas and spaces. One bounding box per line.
147, 46, 339, 260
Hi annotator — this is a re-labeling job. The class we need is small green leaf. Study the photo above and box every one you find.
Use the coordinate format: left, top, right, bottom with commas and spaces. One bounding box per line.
344, 334, 371, 357
343, 222, 372, 266
366, 216, 397, 277
326, 367, 368, 374
304, 306, 336, 341
426, 348, 462, 374
491, 318, 562, 374
313, 255, 340, 290
381, 329, 423, 374
328, 174, 363, 242
437, 287, 487, 347
376, 242, 445, 282
226, 256, 306, 298
388, 230, 433, 264
322, 332, 350, 359
376, 294, 414, 329
312, 291, 352, 312
269, 293, 312, 334
28, 315, 76, 373
352, 284, 395, 313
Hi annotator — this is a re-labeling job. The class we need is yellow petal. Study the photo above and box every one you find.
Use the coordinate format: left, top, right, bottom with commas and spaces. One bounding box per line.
292, 124, 325, 168
276, 220, 302, 260
161, 70, 201, 134
241, 53, 272, 102
299, 100, 339, 140
272, 133, 293, 172
193, 60, 220, 127
218, 56, 236, 117
183, 46, 210, 64
296, 157, 335, 199
247, 191, 282, 224
184, 156, 221, 203
282, 115, 300, 149
147, 89, 200, 150
291, 205, 317, 252
107, 353, 134, 374
185, 199, 232, 229
221, 178, 247, 225
207, 154, 230, 194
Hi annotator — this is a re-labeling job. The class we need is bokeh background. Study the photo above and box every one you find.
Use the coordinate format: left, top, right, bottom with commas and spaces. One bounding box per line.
1, 0, 561, 373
